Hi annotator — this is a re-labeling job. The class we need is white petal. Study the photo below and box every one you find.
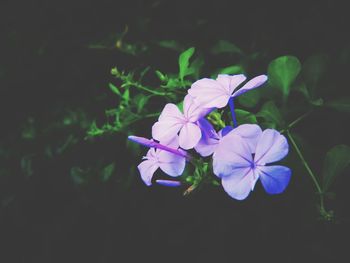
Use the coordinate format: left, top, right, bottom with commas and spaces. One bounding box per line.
152, 121, 183, 142
188, 78, 230, 108
158, 151, 186, 177
231, 124, 262, 153
216, 74, 247, 94
254, 129, 289, 165
158, 103, 184, 122
179, 122, 202, 150
221, 168, 257, 200
137, 160, 159, 186
213, 134, 252, 178
183, 94, 212, 122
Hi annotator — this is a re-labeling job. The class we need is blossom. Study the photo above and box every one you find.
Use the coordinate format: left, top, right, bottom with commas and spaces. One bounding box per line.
195, 119, 262, 157
188, 74, 268, 109
213, 129, 291, 200
133, 136, 186, 186
152, 94, 211, 149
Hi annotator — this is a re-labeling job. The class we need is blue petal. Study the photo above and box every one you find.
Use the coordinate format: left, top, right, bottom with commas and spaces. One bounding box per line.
258, 165, 291, 194
156, 180, 181, 187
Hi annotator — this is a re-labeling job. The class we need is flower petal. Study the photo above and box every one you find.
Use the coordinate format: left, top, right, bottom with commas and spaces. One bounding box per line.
158, 151, 186, 177
230, 124, 262, 153
258, 165, 291, 194
221, 167, 257, 200
218, 126, 233, 137
179, 122, 202, 150
137, 159, 159, 186
158, 103, 184, 122
194, 118, 219, 157
213, 134, 252, 178
183, 94, 212, 122
155, 180, 181, 187
216, 74, 247, 95
232, 75, 268, 97
152, 121, 183, 142
254, 129, 289, 165
188, 78, 230, 108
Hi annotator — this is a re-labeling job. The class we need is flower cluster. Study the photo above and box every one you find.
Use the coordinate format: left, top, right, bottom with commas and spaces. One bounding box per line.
128, 74, 291, 200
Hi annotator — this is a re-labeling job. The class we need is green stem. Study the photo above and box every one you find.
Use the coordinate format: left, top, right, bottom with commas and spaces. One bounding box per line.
286, 130, 322, 194
280, 110, 313, 133
132, 82, 169, 96
287, 130, 326, 214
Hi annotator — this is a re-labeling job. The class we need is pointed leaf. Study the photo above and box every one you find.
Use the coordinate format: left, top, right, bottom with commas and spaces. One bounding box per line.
179, 47, 195, 80
268, 55, 301, 99
109, 83, 121, 96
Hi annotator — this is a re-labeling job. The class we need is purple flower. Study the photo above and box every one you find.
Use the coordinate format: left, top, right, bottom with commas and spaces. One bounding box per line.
188, 74, 268, 109
135, 136, 186, 186
152, 94, 211, 150
213, 129, 291, 200
195, 119, 262, 157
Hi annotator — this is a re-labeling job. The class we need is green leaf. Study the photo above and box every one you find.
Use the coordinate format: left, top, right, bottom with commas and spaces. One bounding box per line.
122, 89, 130, 105
155, 70, 167, 82
101, 163, 115, 182
257, 101, 285, 128
322, 145, 350, 192
178, 47, 195, 80
268, 55, 301, 99
326, 98, 350, 113
211, 40, 243, 55
109, 83, 121, 96
235, 109, 257, 125
134, 94, 149, 113
238, 88, 261, 108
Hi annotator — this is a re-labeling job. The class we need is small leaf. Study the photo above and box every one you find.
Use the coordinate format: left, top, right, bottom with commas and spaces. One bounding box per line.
238, 88, 261, 108
322, 145, 350, 192
326, 98, 350, 113
101, 163, 115, 182
155, 70, 167, 82
235, 109, 257, 125
134, 94, 149, 113
109, 83, 121, 96
179, 47, 195, 80
268, 55, 301, 99
122, 89, 130, 104
257, 101, 285, 128
211, 40, 243, 55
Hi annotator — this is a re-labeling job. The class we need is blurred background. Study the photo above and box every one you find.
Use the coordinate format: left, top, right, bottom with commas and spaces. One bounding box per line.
0, 0, 349, 262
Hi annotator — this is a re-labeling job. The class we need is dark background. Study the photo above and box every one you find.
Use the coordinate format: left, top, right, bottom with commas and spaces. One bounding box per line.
0, 1, 349, 262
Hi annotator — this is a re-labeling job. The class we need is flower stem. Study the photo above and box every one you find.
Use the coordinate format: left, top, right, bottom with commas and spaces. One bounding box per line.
286, 130, 326, 213
228, 97, 238, 128
280, 110, 313, 133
